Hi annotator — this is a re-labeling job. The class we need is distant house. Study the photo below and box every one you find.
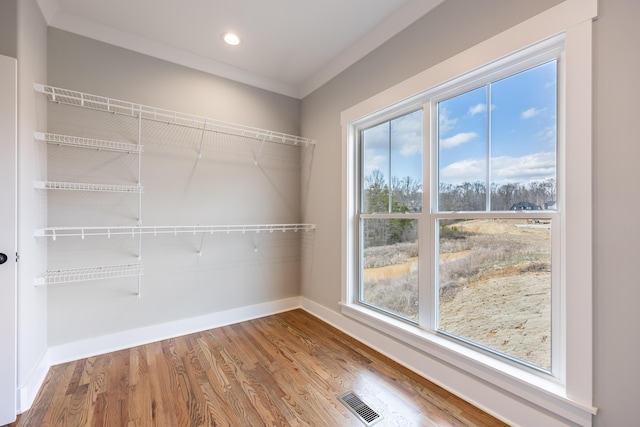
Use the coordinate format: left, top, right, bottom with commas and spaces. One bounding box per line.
544, 201, 557, 210
510, 201, 542, 211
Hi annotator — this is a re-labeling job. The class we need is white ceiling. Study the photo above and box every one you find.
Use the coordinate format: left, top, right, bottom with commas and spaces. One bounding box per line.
36, 0, 445, 99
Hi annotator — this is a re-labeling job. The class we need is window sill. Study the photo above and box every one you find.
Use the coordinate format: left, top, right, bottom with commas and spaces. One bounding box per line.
340, 302, 596, 425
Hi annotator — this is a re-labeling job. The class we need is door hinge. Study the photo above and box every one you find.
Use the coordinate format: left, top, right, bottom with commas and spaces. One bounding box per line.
16, 252, 19, 262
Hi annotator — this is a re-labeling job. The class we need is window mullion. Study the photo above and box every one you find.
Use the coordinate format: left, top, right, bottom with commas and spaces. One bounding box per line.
387, 121, 392, 213
421, 102, 433, 330
486, 83, 492, 211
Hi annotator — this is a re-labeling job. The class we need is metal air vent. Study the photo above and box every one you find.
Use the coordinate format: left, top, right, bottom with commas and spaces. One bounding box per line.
339, 391, 382, 425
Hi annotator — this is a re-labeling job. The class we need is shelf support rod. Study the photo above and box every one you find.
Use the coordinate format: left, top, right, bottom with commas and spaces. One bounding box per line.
137, 111, 143, 298
254, 136, 267, 166
197, 232, 206, 256
197, 119, 207, 159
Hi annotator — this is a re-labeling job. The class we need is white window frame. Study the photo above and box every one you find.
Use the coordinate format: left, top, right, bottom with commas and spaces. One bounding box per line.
340, 1, 597, 425
428, 45, 563, 376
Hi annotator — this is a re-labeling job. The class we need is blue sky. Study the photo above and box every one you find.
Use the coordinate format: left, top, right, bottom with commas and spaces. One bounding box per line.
362, 60, 557, 188
362, 109, 423, 184
439, 60, 557, 186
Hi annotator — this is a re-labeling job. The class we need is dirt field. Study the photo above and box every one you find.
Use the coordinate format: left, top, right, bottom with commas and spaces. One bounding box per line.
363, 218, 552, 370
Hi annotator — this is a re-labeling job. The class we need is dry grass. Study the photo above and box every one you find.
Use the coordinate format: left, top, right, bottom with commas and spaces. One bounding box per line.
362, 240, 419, 320
439, 231, 550, 302
362, 269, 419, 320
361, 219, 552, 369
362, 241, 418, 268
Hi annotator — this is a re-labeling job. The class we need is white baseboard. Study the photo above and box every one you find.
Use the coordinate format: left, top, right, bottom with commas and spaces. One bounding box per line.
49, 296, 301, 366
17, 297, 300, 415
16, 349, 50, 414
17, 296, 581, 427
298, 297, 586, 427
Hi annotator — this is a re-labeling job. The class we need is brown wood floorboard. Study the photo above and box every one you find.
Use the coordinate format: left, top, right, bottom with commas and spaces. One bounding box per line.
5, 309, 509, 427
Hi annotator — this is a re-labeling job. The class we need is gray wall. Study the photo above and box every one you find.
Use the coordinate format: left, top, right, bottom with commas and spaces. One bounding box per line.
0, 0, 17, 58
47, 30, 301, 136
45, 29, 307, 345
593, 1, 640, 426
300, 0, 640, 426
14, 0, 640, 424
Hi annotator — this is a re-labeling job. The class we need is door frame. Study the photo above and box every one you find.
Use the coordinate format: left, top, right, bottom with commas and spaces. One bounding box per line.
0, 54, 18, 425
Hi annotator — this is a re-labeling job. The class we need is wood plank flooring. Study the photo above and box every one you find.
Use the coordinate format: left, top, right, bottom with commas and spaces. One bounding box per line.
6, 309, 508, 426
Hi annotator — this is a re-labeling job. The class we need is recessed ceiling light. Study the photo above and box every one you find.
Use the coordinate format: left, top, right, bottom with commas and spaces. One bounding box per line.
222, 32, 241, 46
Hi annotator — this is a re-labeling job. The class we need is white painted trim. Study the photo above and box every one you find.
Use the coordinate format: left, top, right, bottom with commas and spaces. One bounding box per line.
0, 55, 18, 425
340, 0, 597, 125
44, 11, 300, 99
300, 297, 594, 427
35, 0, 59, 24
563, 18, 593, 404
16, 349, 50, 415
36, 0, 445, 99
48, 296, 301, 365
339, 0, 596, 425
15, 297, 301, 415
300, 0, 445, 98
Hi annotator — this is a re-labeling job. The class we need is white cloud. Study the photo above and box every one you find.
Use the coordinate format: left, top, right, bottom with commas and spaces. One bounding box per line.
468, 103, 486, 116
439, 158, 485, 184
491, 152, 556, 183
467, 103, 496, 116
535, 124, 557, 143
392, 111, 423, 157
439, 152, 556, 186
363, 154, 387, 176
362, 125, 389, 150
440, 132, 478, 149
399, 141, 421, 156
439, 107, 458, 134
521, 107, 546, 119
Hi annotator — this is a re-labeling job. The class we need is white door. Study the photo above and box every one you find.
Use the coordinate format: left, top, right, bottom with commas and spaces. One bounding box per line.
0, 54, 18, 425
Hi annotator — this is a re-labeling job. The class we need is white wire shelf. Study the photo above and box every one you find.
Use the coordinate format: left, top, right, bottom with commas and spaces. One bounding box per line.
34, 263, 144, 286
35, 83, 316, 147
34, 132, 142, 153
34, 223, 316, 239
35, 181, 143, 193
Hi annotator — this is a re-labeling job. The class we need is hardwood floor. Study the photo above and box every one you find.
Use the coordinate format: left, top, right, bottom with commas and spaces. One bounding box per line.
7, 309, 508, 426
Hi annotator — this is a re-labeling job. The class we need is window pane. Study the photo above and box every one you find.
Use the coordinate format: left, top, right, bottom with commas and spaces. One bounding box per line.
437, 62, 558, 212
490, 61, 557, 211
437, 218, 552, 370
362, 122, 390, 213
438, 87, 488, 211
361, 218, 418, 322
390, 110, 423, 213
362, 110, 423, 213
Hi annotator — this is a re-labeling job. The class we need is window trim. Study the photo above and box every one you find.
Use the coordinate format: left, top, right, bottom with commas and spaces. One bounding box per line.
340, 1, 596, 424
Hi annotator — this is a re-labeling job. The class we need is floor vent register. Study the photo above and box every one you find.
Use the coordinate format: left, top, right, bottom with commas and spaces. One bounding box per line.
338, 391, 382, 425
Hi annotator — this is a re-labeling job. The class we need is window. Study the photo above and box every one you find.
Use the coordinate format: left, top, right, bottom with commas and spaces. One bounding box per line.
341, 4, 595, 423
359, 110, 422, 321
355, 50, 560, 373
434, 61, 559, 372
